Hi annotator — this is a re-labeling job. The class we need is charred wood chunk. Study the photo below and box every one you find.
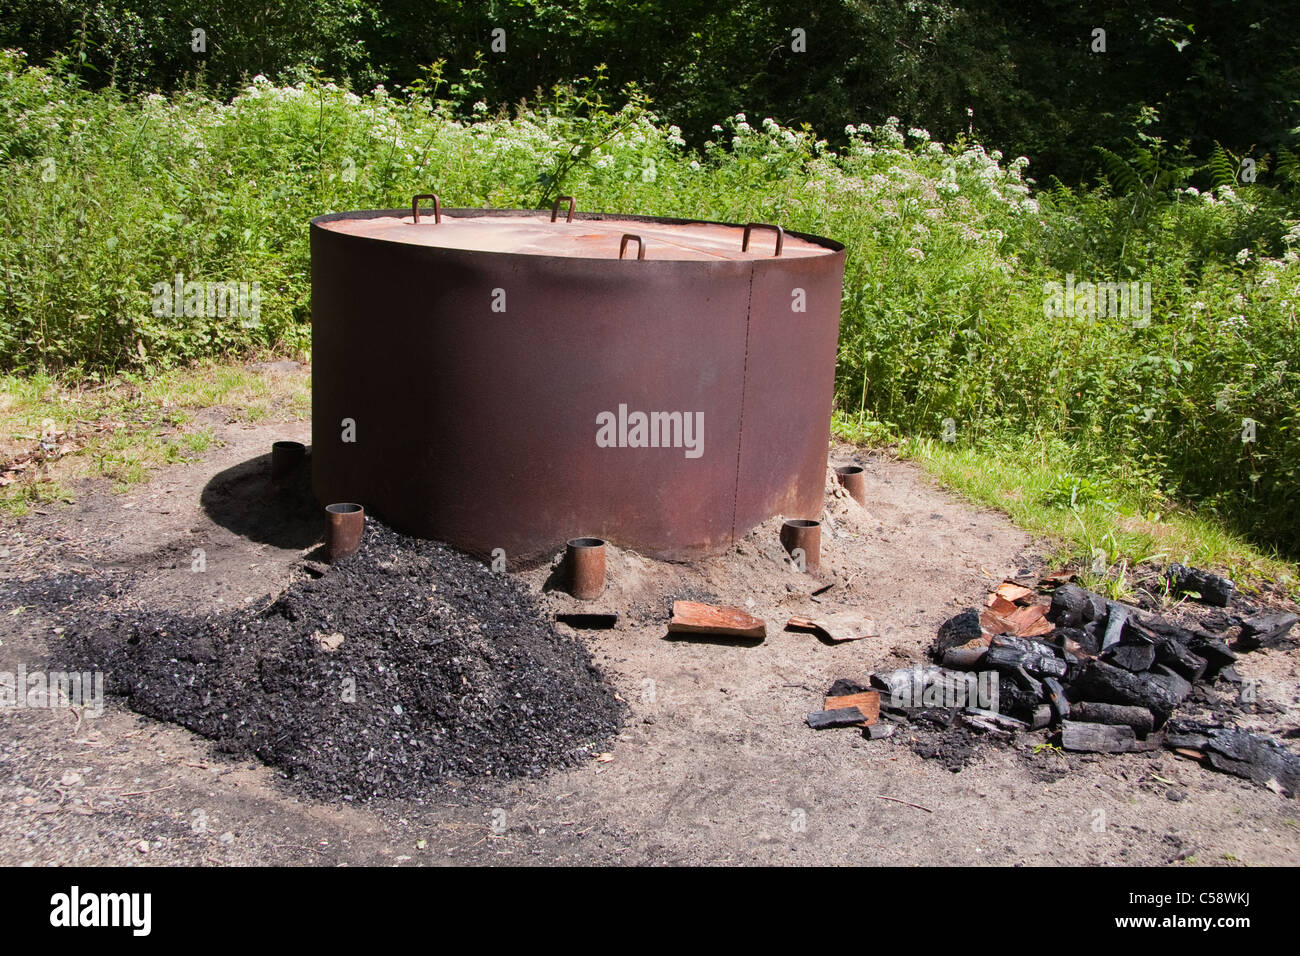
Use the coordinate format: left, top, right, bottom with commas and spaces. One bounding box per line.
964, 707, 1029, 732
1165, 563, 1235, 607
1050, 584, 1108, 627
1062, 720, 1138, 753
871, 667, 993, 710
1129, 731, 1165, 752
1055, 625, 1098, 658
942, 644, 988, 670
987, 635, 1067, 679
1164, 719, 1300, 796
933, 608, 984, 654
1185, 632, 1237, 678
1153, 639, 1208, 682
1076, 660, 1182, 722
826, 678, 872, 697
1043, 676, 1070, 720
1128, 618, 1208, 681
988, 676, 1043, 721
1236, 612, 1298, 651
1150, 664, 1193, 703
882, 705, 961, 728
807, 706, 868, 729
1101, 641, 1156, 672
1069, 701, 1154, 736
1101, 603, 1130, 650
1082, 619, 1101, 652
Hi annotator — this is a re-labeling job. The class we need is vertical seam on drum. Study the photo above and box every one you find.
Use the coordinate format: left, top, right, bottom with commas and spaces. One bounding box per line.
731, 263, 755, 545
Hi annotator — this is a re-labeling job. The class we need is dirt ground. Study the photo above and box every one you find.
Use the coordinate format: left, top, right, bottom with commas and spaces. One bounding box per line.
2, 404, 1298, 866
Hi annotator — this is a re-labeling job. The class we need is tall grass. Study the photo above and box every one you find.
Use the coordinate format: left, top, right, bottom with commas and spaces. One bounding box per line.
1, 51, 1297, 553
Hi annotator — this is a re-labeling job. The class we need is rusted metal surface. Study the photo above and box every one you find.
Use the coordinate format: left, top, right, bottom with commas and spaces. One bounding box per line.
780, 518, 822, 572
834, 464, 867, 505
310, 206, 844, 562
270, 440, 306, 481
325, 502, 365, 562
565, 537, 607, 600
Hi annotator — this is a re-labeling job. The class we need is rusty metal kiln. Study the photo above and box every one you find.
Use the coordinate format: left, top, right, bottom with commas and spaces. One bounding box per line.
310, 197, 844, 562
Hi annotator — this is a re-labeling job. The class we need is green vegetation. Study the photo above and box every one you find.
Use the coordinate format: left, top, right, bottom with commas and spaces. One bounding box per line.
4, 1, 1296, 187
0, 47, 1296, 578
0, 360, 309, 514
892, 436, 1296, 600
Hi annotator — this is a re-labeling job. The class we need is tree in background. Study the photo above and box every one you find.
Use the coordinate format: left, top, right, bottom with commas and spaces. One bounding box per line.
0, 0, 1296, 184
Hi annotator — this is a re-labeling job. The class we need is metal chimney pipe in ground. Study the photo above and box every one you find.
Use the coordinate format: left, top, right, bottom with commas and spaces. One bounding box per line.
566, 537, 607, 600
780, 519, 821, 573
271, 440, 307, 481
834, 464, 866, 505
326, 503, 365, 562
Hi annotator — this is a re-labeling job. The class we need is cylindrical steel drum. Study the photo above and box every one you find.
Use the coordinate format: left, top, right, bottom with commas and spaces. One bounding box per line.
310, 200, 844, 562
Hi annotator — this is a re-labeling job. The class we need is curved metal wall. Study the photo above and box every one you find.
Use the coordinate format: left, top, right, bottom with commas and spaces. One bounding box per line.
310, 208, 845, 563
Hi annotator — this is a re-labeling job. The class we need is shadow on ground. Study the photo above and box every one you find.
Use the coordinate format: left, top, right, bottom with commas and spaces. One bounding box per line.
200, 450, 322, 551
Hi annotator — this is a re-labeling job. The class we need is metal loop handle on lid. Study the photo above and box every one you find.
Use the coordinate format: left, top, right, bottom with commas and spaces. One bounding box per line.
551, 196, 576, 223
742, 223, 784, 256
412, 194, 441, 224
619, 234, 646, 260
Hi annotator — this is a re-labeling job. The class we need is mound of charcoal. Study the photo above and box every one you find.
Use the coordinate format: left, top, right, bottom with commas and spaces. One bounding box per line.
41, 520, 624, 800
872, 569, 1298, 795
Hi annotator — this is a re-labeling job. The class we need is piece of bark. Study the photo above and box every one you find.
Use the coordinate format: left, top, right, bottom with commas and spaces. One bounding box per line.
1042, 570, 1076, 585
669, 601, 766, 639
985, 594, 1019, 616
1006, 603, 1053, 637
807, 706, 868, 729
786, 614, 875, 642
824, 691, 880, 726
980, 607, 1015, 635
1069, 701, 1154, 736
1061, 720, 1138, 753
995, 582, 1034, 603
